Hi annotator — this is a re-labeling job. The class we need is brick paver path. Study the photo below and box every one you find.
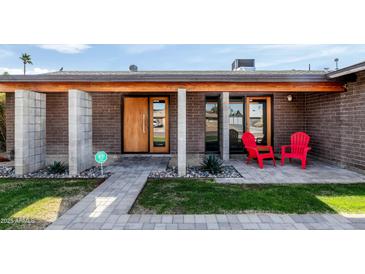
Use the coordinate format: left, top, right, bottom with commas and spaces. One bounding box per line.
48, 212, 365, 230
47, 156, 365, 230
47, 157, 168, 230
217, 158, 365, 184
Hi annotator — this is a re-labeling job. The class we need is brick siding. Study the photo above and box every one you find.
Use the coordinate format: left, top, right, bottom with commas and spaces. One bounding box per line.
91, 93, 122, 153
305, 71, 365, 170
273, 93, 305, 152
46, 93, 69, 155
186, 92, 205, 153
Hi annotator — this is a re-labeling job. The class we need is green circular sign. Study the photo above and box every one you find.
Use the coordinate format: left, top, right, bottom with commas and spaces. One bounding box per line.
95, 151, 108, 164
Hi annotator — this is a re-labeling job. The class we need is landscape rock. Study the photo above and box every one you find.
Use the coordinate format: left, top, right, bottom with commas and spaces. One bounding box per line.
149, 166, 242, 178
0, 166, 110, 179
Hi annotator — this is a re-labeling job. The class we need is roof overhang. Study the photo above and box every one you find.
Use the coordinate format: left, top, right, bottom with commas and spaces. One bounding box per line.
0, 71, 345, 93
327, 61, 365, 78
0, 81, 345, 93
0, 71, 334, 83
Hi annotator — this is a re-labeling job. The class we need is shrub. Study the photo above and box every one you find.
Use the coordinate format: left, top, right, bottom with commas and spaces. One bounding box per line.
47, 161, 68, 174
201, 155, 223, 174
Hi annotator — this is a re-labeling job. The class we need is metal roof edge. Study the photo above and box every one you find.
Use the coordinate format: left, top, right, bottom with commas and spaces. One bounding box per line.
327, 60, 365, 78
0, 73, 333, 83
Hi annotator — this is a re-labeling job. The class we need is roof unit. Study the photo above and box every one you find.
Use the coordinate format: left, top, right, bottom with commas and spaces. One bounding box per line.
232, 59, 255, 71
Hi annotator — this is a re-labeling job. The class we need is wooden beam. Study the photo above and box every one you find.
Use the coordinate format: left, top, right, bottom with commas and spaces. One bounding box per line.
0, 81, 344, 93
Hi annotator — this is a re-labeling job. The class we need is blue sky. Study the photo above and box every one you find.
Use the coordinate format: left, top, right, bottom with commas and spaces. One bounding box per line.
1, 44, 365, 74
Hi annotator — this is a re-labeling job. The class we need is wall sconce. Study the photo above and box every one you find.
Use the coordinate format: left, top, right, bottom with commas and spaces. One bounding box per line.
287, 94, 293, 102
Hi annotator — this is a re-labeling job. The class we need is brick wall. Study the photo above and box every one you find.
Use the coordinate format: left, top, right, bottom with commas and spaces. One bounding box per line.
7, 92, 69, 157
305, 71, 365, 170
91, 93, 122, 153
46, 93, 68, 155
186, 92, 205, 153
170, 92, 205, 154
5, 92, 123, 158
273, 93, 306, 152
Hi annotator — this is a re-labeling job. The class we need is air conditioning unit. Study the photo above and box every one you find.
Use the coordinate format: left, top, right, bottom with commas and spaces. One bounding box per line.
232, 59, 255, 71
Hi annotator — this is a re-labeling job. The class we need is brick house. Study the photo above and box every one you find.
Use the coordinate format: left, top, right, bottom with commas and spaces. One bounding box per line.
1, 59, 364, 176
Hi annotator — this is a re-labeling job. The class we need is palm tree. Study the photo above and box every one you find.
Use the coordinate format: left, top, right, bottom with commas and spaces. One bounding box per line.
19, 53, 33, 75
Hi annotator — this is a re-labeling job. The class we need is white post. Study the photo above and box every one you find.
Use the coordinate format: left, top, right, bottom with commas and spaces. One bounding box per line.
177, 88, 187, 176
68, 89, 93, 175
14, 90, 46, 176
220, 92, 230, 161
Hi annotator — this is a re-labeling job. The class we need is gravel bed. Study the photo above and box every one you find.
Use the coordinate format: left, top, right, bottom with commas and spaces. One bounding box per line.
149, 165, 242, 178
0, 166, 111, 179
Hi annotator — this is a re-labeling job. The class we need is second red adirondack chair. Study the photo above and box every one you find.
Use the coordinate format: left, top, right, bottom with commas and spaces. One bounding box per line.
281, 132, 311, 169
241, 132, 276, 169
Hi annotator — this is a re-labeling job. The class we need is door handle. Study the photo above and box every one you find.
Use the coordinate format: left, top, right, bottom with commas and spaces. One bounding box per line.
142, 114, 146, 133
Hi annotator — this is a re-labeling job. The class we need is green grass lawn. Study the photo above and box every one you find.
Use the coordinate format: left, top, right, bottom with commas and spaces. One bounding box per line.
130, 179, 365, 214
0, 178, 102, 230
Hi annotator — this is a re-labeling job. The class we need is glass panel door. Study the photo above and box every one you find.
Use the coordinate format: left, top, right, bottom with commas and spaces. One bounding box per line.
245, 97, 271, 146
149, 97, 169, 153
205, 98, 219, 152
229, 98, 244, 152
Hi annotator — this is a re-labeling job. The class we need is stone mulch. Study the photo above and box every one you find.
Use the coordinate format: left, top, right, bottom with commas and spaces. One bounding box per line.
149, 165, 242, 178
0, 165, 111, 179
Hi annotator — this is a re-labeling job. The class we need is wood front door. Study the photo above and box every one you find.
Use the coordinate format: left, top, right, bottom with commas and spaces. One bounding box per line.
123, 96, 169, 153
123, 97, 149, 152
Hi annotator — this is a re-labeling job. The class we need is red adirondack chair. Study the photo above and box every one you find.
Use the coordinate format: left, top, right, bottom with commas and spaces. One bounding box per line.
281, 132, 311, 169
241, 132, 276, 169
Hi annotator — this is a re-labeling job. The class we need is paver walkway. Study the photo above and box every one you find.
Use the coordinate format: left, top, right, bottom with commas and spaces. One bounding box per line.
216, 158, 365, 184
49, 212, 365, 230
47, 157, 168, 230
48, 156, 365, 230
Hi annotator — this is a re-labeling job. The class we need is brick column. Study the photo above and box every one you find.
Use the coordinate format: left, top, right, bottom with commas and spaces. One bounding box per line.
220, 92, 230, 161
14, 90, 46, 175
177, 88, 187, 176
68, 90, 93, 175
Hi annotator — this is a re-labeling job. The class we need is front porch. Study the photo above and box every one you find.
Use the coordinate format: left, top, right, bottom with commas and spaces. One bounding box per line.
217, 157, 365, 184
2, 84, 364, 178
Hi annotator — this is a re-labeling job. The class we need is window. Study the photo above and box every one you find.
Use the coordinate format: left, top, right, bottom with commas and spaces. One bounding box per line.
229, 98, 244, 152
205, 98, 219, 152
152, 99, 166, 147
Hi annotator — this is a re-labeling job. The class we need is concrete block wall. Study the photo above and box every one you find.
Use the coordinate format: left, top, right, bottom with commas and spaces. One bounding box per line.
169, 93, 177, 154
5, 93, 14, 158
68, 90, 93, 175
177, 88, 187, 176
14, 90, 46, 175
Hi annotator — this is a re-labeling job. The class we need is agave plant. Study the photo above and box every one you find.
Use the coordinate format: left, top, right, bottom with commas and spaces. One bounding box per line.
201, 155, 223, 175
47, 161, 68, 174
